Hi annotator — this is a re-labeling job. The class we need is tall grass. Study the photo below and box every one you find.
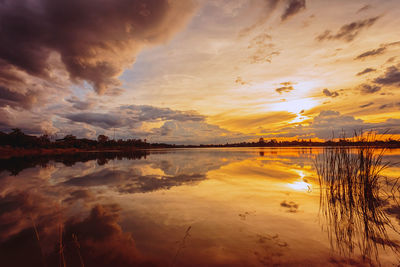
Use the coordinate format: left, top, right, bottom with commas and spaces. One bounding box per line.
315, 133, 399, 263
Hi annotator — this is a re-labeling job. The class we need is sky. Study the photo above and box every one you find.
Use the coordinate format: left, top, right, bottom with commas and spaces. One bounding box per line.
0, 0, 400, 144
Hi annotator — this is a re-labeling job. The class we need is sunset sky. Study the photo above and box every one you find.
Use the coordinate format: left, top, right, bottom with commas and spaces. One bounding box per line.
1, 0, 400, 144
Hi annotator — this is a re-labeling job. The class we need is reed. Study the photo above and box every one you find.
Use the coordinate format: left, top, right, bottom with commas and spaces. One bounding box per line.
315, 132, 399, 263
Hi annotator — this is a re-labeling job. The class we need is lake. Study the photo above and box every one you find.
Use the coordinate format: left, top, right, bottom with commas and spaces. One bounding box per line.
1, 147, 400, 266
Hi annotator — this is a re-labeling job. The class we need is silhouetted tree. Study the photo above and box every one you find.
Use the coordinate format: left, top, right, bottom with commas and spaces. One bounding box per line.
97, 134, 109, 143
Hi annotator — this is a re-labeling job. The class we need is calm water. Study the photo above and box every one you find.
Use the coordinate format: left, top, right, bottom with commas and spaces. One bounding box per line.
1, 148, 400, 267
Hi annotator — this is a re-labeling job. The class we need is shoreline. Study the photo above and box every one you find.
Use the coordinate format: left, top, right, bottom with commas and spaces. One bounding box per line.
1, 144, 400, 159
0, 147, 141, 159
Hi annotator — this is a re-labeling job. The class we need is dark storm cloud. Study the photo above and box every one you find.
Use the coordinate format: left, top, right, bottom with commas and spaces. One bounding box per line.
322, 88, 339, 98
0, 0, 195, 94
281, 0, 306, 21
374, 65, 400, 85
316, 16, 380, 42
0, 86, 39, 109
357, 68, 376, 76
360, 83, 381, 94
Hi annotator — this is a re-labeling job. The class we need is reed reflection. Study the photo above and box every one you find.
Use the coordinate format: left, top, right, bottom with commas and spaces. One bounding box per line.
316, 146, 400, 263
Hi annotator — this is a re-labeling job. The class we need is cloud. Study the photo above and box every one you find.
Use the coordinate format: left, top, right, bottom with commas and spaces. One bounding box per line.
63, 189, 94, 203
63, 168, 206, 193
237, 0, 281, 37
62, 204, 157, 267
66, 97, 96, 110
356, 68, 376, 76
235, 76, 249, 85
66, 113, 125, 129
359, 83, 381, 94
247, 33, 280, 64
379, 102, 400, 110
61, 104, 250, 144
275, 86, 294, 94
357, 5, 371, 13
354, 41, 400, 60
0, 86, 40, 110
275, 82, 294, 94
0, 0, 196, 94
354, 47, 386, 60
104, 87, 125, 97
322, 88, 339, 98
359, 102, 373, 108
121, 105, 205, 122
386, 56, 397, 64
0, 107, 58, 135
148, 120, 252, 144
374, 65, 400, 85
65, 105, 205, 130
213, 111, 297, 131
238, 0, 306, 37
266, 110, 400, 139
316, 16, 380, 42
281, 0, 306, 21
280, 200, 299, 213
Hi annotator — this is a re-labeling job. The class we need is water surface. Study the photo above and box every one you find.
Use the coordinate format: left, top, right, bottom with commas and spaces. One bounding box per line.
1, 148, 400, 266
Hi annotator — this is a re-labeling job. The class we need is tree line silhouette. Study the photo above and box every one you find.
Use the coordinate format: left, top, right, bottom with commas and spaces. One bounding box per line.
208, 137, 400, 148
0, 128, 168, 149
0, 129, 399, 151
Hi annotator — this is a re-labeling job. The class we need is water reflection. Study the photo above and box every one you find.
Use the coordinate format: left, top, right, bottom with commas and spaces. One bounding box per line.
0, 150, 149, 175
0, 148, 399, 266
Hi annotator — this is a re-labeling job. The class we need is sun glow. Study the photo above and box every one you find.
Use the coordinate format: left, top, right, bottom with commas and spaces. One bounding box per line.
270, 98, 320, 114
287, 171, 312, 192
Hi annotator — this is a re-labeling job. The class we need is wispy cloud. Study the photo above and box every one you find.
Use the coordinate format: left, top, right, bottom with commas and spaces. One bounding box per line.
322, 88, 339, 98
275, 82, 295, 94
354, 41, 400, 60
281, 0, 306, 21
357, 68, 376, 76
359, 84, 381, 94
316, 16, 380, 42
